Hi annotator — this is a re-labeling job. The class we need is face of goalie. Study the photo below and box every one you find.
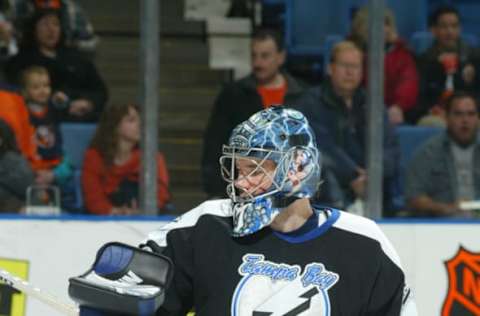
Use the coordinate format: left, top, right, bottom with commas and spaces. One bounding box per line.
233, 157, 277, 198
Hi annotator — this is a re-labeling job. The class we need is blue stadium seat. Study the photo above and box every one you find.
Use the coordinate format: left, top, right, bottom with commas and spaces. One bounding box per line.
393, 126, 443, 210
60, 123, 97, 212
322, 34, 343, 74
60, 123, 97, 169
455, 2, 480, 38
386, 0, 428, 41
285, 0, 352, 57
410, 31, 434, 55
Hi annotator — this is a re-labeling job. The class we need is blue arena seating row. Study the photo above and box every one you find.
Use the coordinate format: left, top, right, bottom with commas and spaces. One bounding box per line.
284, 0, 428, 58
283, 0, 480, 61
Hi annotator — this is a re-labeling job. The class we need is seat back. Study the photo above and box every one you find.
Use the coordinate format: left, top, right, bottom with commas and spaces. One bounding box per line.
60, 123, 97, 169
393, 126, 443, 209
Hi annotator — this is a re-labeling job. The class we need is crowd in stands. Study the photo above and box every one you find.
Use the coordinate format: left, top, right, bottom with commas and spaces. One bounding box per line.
203, 4, 480, 218
0, 0, 170, 215
0, 1, 477, 219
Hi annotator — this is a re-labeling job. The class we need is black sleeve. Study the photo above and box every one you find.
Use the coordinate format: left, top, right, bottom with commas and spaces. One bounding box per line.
415, 53, 444, 121
365, 251, 405, 315
63, 58, 108, 119
156, 228, 195, 316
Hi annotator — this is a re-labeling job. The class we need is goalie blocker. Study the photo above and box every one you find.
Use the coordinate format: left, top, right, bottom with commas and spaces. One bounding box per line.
69, 241, 172, 316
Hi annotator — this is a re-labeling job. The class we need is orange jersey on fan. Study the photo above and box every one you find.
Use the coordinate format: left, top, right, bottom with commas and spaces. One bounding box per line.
0, 91, 38, 166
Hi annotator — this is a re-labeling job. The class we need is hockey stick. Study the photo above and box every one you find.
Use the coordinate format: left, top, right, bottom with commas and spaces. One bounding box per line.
0, 268, 79, 316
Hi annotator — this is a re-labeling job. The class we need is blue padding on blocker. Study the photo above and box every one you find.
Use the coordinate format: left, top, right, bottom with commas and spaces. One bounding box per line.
138, 299, 156, 315
94, 245, 134, 275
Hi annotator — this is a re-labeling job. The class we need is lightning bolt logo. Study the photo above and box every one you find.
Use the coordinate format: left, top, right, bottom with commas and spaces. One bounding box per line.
252, 282, 321, 316
232, 255, 338, 316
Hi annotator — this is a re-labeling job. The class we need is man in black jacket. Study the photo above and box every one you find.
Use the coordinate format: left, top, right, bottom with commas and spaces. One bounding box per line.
201, 28, 306, 198
294, 41, 400, 213
416, 5, 480, 124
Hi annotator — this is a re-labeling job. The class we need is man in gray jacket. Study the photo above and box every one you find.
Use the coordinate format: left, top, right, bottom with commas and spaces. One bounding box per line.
406, 91, 480, 217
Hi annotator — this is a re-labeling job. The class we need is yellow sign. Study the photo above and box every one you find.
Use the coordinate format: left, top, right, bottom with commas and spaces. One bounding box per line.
0, 258, 29, 316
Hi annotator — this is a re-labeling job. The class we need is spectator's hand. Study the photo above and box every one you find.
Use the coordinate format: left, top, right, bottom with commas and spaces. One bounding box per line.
69, 99, 94, 117
52, 91, 70, 109
350, 168, 367, 199
462, 63, 476, 85
52, 91, 68, 103
35, 169, 55, 185
388, 105, 404, 125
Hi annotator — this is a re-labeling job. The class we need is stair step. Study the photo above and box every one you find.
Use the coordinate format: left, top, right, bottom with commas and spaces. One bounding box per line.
160, 136, 203, 166
99, 64, 225, 89
82, 0, 205, 36
97, 36, 210, 65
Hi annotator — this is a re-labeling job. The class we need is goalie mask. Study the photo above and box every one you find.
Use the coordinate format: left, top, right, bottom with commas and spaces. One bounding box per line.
220, 106, 321, 237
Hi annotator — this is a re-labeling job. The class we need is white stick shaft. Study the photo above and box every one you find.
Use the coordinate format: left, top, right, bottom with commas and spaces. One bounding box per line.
0, 268, 79, 316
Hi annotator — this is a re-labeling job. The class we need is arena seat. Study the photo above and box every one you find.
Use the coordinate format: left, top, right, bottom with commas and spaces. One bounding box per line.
393, 125, 443, 210
60, 123, 97, 212
60, 123, 97, 169
284, 0, 428, 59
284, 0, 351, 57
322, 34, 343, 74
387, 0, 427, 42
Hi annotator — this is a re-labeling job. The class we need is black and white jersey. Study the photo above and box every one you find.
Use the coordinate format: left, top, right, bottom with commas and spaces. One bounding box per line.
148, 199, 417, 316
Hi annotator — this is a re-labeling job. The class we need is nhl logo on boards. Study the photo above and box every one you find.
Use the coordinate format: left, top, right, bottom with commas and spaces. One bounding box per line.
441, 247, 480, 316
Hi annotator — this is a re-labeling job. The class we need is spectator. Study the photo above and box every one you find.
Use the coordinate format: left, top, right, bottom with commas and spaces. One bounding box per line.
5, 9, 107, 122
405, 91, 480, 217
9, 0, 97, 53
0, 89, 37, 163
82, 104, 170, 215
0, 118, 34, 212
416, 5, 480, 125
294, 41, 399, 213
202, 27, 306, 198
20, 65, 75, 209
348, 6, 419, 125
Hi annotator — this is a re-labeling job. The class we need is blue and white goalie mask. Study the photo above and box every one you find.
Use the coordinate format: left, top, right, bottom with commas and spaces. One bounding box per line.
220, 106, 321, 237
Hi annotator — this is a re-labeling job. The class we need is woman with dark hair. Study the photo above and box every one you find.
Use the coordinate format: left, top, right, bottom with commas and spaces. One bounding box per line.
82, 104, 170, 215
0, 119, 34, 212
5, 9, 107, 122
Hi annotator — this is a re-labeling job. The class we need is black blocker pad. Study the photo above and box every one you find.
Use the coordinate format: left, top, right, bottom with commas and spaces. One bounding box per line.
69, 242, 173, 315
